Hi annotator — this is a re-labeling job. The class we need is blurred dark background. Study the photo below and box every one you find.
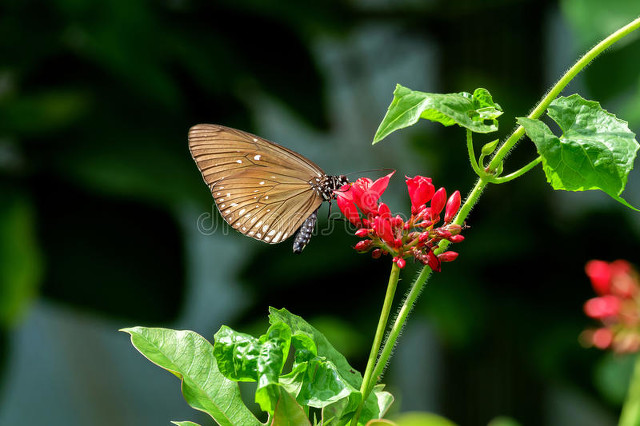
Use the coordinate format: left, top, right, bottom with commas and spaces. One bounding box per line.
1, 0, 639, 425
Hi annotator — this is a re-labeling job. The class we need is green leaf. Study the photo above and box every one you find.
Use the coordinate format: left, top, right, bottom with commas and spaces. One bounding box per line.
271, 388, 311, 426
0, 190, 42, 327
171, 422, 202, 426
214, 323, 292, 414
391, 412, 458, 426
269, 308, 362, 390
373, 84, 503, 144
518, 95, 640, 210
122, 327, 261, 426
487, 416, 523, 426
270, 308, 393, 425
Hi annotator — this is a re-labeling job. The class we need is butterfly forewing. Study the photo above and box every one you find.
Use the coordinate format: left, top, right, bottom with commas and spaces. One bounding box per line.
188, 124, 326, 244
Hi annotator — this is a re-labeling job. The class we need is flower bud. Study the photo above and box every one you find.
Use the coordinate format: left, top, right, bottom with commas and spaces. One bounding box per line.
396, 257, 406, 269
355, 228, 370, 237
444, 190, 461, 223
585, 260, 612, 295
418, 232, 430, 244
426, 250, 441, 272
592, 328, 613, 349
435, 228, 452, 239
355, 240, 373, 252
438, 251, 458, 262
372, 249, 382, 259
449, 235, 465, 243
584, 295, 620, 319
430, 188, 447, 217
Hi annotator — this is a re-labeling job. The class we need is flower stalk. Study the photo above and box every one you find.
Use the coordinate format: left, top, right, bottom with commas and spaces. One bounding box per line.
351, 262, 400, 426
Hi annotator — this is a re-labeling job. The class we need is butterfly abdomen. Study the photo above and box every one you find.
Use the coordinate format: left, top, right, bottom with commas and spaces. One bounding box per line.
292, 209, 318, 253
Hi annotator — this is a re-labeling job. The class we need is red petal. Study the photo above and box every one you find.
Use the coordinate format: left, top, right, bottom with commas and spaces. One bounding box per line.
406, 175, 435, 213
374, 214, 395, 245
369, 171, 395, 198
337, 194, 362, 227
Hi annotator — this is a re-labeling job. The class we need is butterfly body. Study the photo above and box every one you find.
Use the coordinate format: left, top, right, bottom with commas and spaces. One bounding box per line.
188, 124, 347, 253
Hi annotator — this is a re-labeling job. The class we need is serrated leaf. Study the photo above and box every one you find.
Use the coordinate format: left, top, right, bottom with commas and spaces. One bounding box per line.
373, 84, 503, 144
122, 327, 261, 426
518, 95, 640, 210
214, 322, 292, 414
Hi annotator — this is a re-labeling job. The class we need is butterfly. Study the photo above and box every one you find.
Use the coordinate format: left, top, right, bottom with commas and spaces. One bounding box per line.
188, 124, 349, 253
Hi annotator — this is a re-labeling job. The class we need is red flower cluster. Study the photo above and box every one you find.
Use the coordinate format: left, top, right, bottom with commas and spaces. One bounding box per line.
581, 260, 640, 353
335, 172, 463, 271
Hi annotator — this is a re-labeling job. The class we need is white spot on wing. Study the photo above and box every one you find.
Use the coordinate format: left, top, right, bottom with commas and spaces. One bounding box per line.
220, 204, 226, 208
254, 154, 261, 160
259, 181, 265, 185
262, 225, 268, 232
264, 196, 269, 200
268, 230, 275, 236
236, 160, 242, 164
256, 233, 262, 238
253, 138, 258, 142
230, 203, 237, 207
239, 208, 246, 215
265, 236, 271, 242
275, 231, 283, 242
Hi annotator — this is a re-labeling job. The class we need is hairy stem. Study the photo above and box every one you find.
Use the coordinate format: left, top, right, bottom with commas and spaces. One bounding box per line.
365, 15, 640, 400
351, 262, 401, 426
489, 15, 640, 171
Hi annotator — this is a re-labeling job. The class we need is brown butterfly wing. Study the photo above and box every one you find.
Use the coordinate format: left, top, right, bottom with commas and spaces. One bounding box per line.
188, 124, 325, 244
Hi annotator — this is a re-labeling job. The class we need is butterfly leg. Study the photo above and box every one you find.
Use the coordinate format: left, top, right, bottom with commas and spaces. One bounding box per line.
292, 209, 319, 254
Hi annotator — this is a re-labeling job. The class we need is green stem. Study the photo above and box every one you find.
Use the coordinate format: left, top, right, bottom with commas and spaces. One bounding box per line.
351, 262, 401, 426
367, 13, 640, 391
619, 353, 640, 426
355, 15, 640, 424
370, 177, 488, 384
488, 15, 640, 172
490, 156, 542, 184
466, 129, 485, 177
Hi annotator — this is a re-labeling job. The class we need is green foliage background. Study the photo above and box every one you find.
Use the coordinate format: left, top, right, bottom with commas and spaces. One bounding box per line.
0, 0, 639, 425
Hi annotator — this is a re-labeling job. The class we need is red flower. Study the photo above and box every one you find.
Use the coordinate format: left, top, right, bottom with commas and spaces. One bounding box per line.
351, 172, 395, 216
406, 176, 435, 214
337, 173, 465, 272
582, 260, 640, 354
